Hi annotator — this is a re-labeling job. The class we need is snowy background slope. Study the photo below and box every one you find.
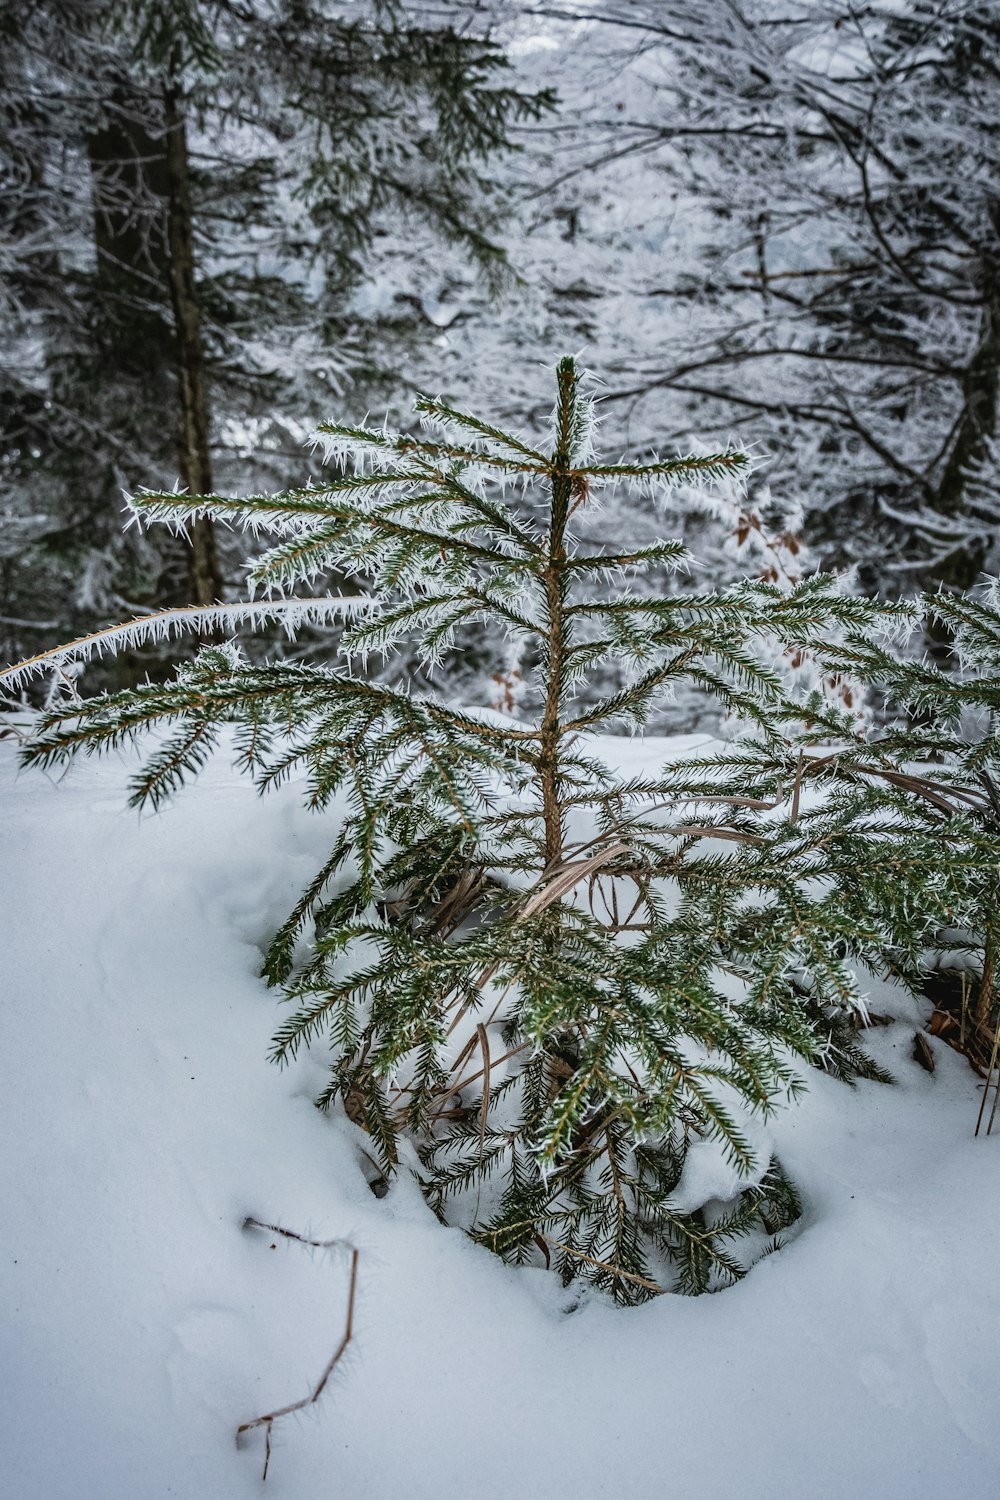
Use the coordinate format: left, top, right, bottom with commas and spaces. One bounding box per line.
3, 735, 1000, 1500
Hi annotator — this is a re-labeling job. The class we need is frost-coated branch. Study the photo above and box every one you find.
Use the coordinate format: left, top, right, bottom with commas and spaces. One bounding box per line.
0, 597, 374, 695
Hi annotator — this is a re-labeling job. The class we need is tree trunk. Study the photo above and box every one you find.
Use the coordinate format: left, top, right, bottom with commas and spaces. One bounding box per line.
86, 82, 198, 672
162, 76, 223, 606
931, 212, 1000, 593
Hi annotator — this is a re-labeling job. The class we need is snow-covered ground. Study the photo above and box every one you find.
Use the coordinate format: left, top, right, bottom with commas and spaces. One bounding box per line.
3, 734, 1000, 1499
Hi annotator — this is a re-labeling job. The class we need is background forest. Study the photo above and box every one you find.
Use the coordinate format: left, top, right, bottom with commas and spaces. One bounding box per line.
4, 0, 997, 707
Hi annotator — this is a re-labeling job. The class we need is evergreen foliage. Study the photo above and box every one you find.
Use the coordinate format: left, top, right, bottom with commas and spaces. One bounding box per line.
663, 587, 1000, 1073
822, 587, 1000, 1060
23, 357, 934, 1303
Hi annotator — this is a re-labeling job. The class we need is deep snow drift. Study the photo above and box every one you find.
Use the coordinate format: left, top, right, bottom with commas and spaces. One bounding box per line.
3, 733, 1000, 1499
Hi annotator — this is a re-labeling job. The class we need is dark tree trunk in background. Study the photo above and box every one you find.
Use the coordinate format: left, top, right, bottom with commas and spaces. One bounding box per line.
87, 79, 222, 609
86, 86, 189, 636
933, 217, 1000, 592
163, 78, 223, 606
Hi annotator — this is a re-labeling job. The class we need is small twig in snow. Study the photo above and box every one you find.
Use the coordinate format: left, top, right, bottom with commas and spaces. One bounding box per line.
236, 1217, 360, 1482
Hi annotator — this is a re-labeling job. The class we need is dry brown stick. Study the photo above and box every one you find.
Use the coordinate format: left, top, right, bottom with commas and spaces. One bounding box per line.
516, 842, 631, 920
428, 1040, 532, 1122
975, 919, 999, 1137
443, 843, 631, 1043
827, 759, 986, 818
446, 1027, 481, 1076
790, 750, 805, 825
974, 1023, 1000, 1139
472, 981, 517, 1044
546, 1237, 664, 1295
476, 1023, 492, 1150
976, 922, 997, 1031
443, 826, 719, 1054
986, 1052, 1000, 1138
559, 797, 774, 867
237, 1218, 360, 1482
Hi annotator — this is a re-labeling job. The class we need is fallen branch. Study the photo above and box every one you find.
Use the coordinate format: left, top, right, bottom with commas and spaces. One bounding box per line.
236, 1217, 360, 1482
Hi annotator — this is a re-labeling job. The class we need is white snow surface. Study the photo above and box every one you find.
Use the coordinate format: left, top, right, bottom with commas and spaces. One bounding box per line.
3, 733, 1000, 1499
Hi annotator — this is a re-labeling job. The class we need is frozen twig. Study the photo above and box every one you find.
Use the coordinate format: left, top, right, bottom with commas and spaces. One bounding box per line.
236, 1217, 360, 1482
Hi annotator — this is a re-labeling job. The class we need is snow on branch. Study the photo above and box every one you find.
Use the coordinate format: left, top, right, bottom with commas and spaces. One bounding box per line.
0, 596, 375, 695
586, 450, 752, 493
414, 394, 551, 464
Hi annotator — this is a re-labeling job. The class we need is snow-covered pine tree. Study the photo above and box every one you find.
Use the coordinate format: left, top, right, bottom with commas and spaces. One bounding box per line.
19, 357, 911, 1302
